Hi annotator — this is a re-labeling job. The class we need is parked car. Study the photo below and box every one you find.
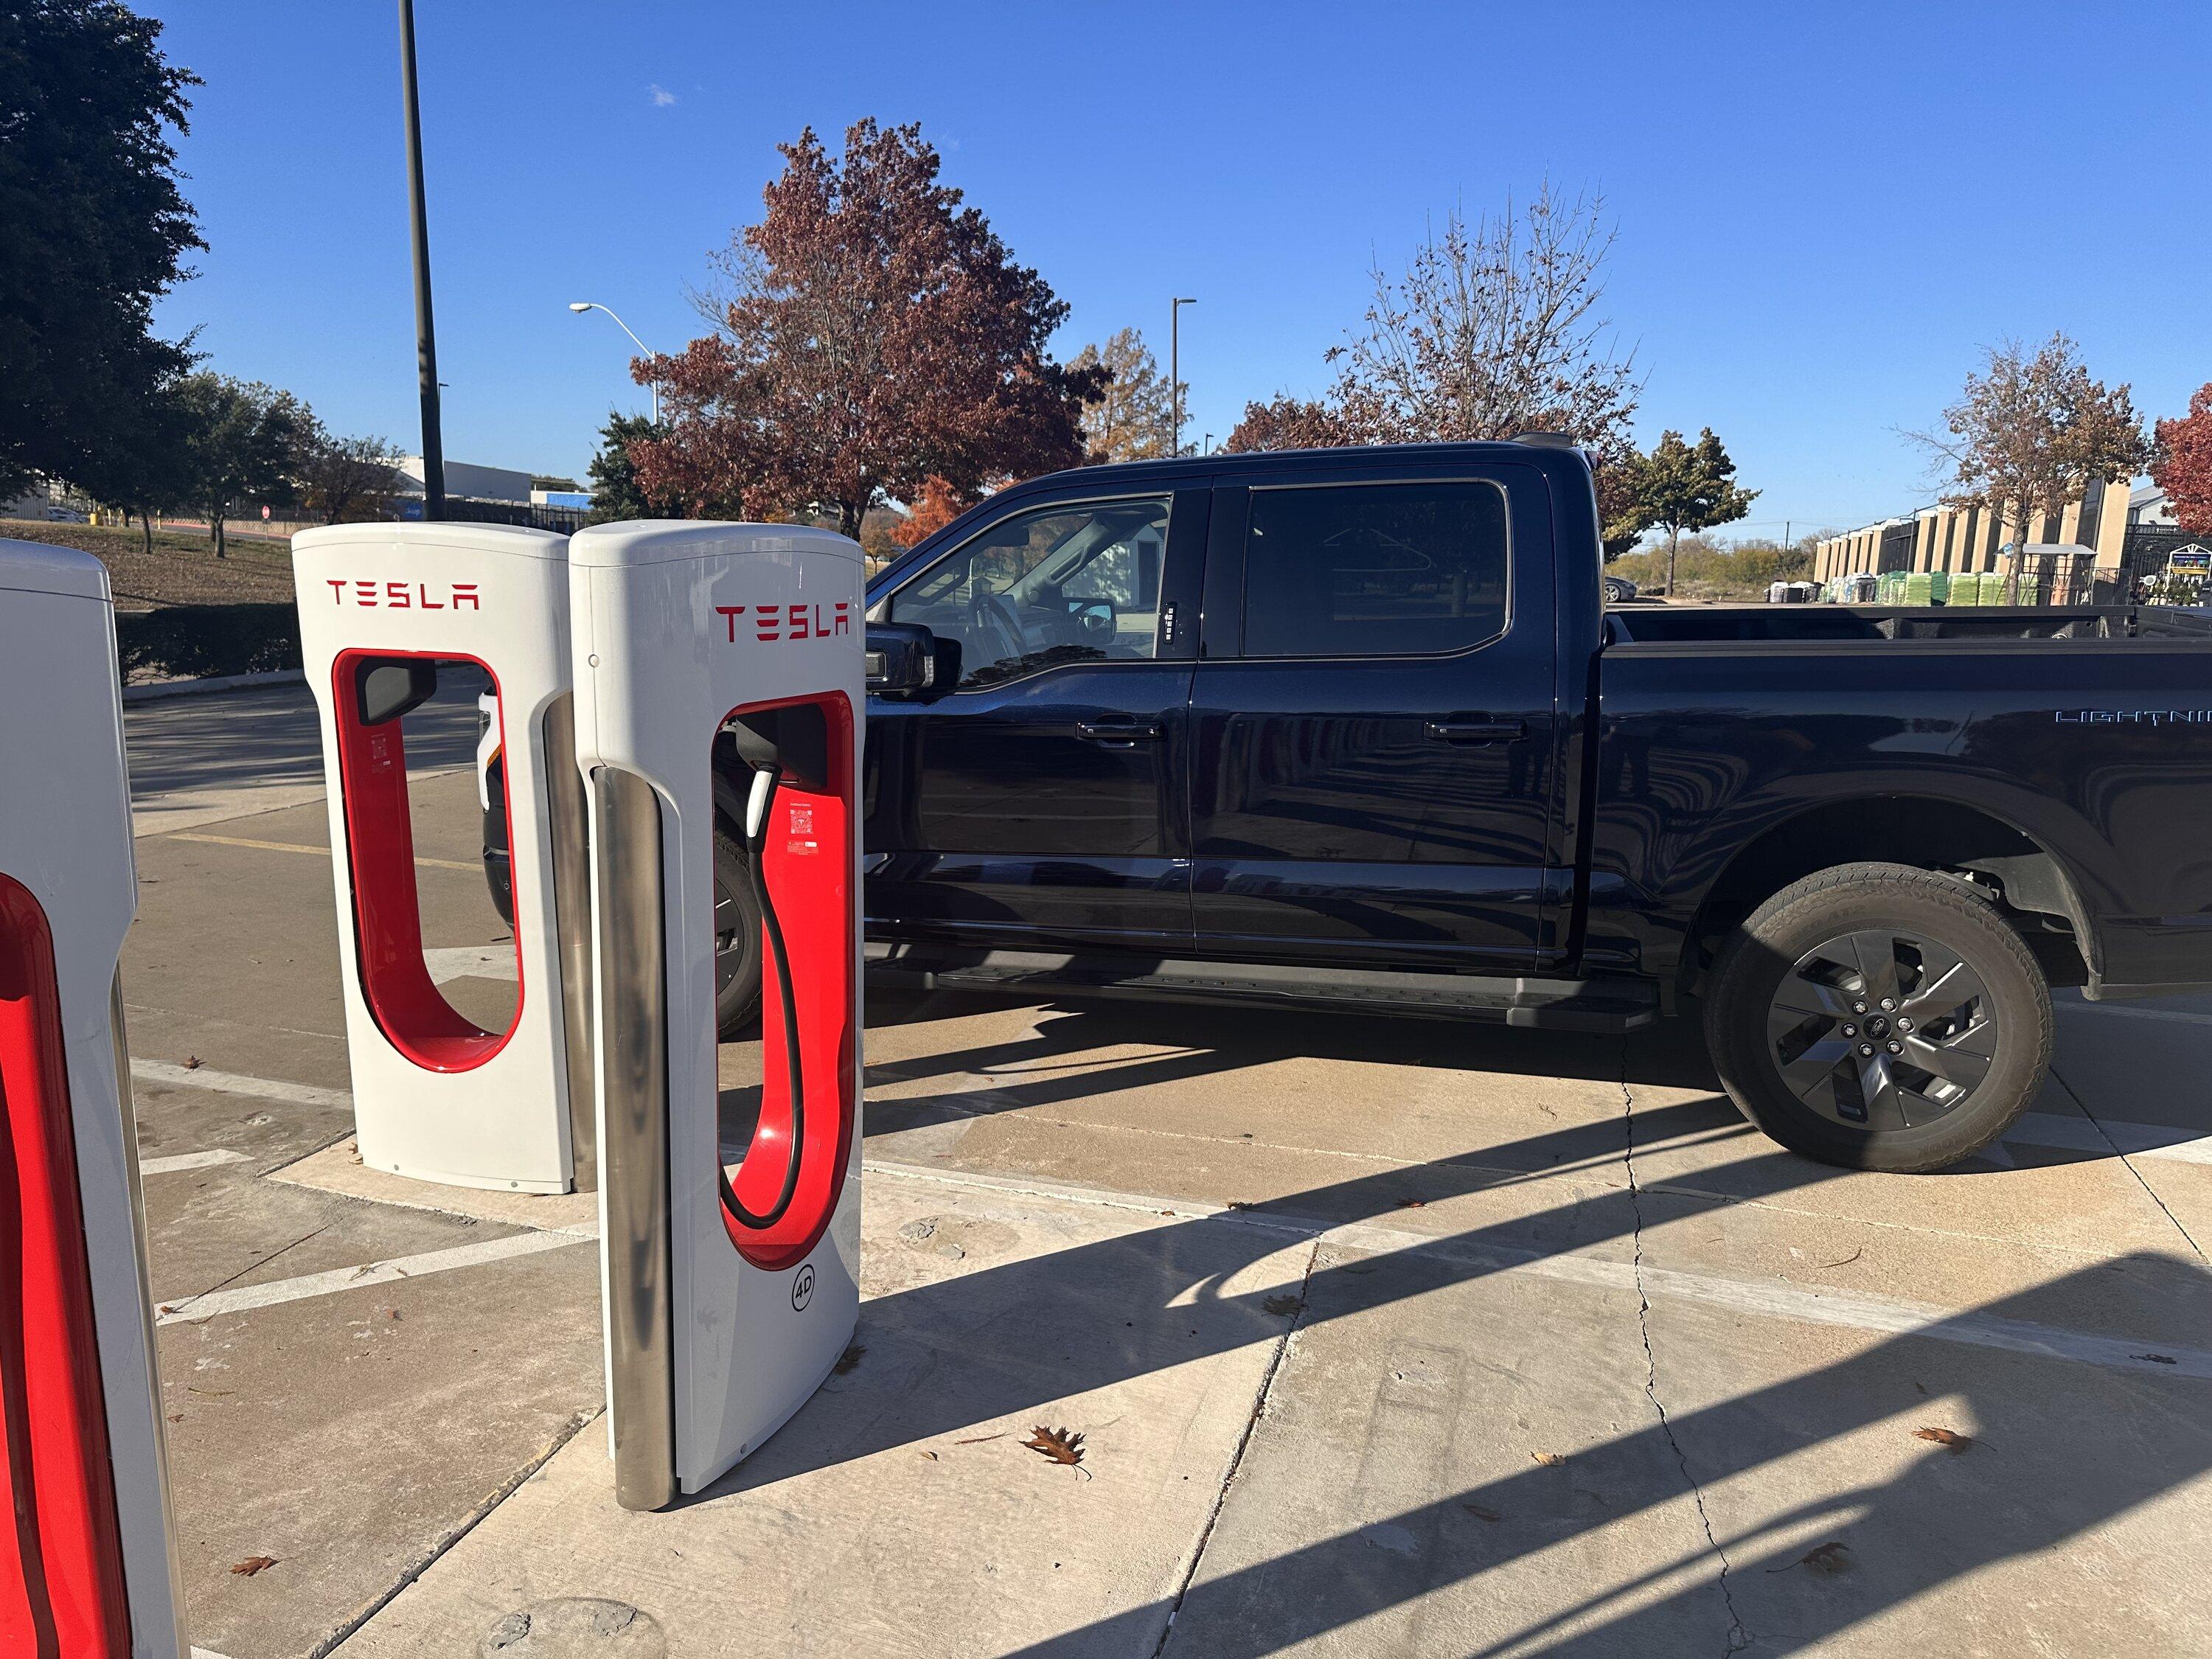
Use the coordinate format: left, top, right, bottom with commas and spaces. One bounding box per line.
485, 440, 2212, 1172
1602, 572, 1638, 604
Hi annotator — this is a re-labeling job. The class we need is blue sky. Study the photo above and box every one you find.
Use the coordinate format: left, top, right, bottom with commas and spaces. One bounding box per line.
143, 1, 2212, 535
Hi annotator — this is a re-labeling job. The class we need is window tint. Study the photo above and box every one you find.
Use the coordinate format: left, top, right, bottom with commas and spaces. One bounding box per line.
1242, 481, 1508, 658
887, 498, 1169, 688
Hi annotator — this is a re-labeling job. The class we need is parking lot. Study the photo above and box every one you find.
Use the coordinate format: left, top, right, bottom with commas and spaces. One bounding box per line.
124, 681, 2212, 1659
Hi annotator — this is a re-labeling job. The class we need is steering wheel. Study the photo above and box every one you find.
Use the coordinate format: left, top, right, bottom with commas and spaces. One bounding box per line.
969, 591, 1026, 665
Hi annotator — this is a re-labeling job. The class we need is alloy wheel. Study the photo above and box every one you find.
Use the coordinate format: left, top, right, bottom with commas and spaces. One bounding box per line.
1765, 929, 1997, 1132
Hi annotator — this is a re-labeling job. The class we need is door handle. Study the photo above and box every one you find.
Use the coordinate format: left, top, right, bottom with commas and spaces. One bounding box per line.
1425, 717, 1528, 745
1076, 718, 1165, 746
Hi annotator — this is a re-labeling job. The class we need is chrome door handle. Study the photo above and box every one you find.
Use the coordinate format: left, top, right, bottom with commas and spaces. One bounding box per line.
1425, 717, 1528, 745
1077, 718, 1164, 746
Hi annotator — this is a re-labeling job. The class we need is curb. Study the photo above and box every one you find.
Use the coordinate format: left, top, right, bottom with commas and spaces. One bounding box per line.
121, 667, 307, 705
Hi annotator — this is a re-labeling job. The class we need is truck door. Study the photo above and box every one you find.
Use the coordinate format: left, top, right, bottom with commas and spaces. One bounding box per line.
865, 488, 1208, 952
1187, 465, 1566, 971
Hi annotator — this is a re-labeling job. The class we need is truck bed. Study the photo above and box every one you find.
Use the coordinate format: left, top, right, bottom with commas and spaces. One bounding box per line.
1605, 605, 2212, 645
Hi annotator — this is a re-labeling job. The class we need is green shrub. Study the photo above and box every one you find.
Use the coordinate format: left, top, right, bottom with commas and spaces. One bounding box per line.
114, 602, 302, 683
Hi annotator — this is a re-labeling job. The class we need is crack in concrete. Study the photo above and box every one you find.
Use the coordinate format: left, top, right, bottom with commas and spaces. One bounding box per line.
1148, 1235, 1323, 1659
1620, 1050, 1752, 1656
2051, 1065, 2207, 1265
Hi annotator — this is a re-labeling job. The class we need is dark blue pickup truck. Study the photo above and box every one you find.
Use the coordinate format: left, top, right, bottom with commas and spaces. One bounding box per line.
479, 439, 2212, 1172
841, 439, 2212, 1172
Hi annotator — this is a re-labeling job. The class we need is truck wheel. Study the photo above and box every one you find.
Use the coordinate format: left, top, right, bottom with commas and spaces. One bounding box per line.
714, 824, 762, 1037
1704, 863, 2051, 1172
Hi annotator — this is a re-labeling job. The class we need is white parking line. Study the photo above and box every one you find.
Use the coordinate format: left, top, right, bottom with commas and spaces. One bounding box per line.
862, 1161, 2212, 1381
153, 1228, 591, 1326
131, 1058, 352, 1110
140, 1149, 248, 1176
2008, 1110, 2212, 1165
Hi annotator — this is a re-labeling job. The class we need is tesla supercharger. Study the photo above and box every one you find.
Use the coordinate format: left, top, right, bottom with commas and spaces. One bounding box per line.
569, 521, 864, 1509
0, 540, 189, 1656
294, 524, 594, 1194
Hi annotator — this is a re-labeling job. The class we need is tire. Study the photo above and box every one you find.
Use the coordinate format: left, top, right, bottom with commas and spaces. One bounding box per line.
1703, 862, 2051, 1172
714, 823, 762, 1037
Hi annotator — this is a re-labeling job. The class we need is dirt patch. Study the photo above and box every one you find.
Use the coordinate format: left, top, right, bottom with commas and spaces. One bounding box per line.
0, 518, 297, 610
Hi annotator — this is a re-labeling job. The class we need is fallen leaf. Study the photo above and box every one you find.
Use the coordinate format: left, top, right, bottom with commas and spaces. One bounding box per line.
2132, 1353, 2178, 1366
183, 1056, 203, 1070
1395, 1198, 1427, 1209
954, 1433, 1007, 1446
1770, 1541, 1851, 1576
230, 1556, 278, 1577
1226, 1200, 1256, 1211
167, 1413, 184, 1423
1262, 1293, 1305, 1317
1023, 1425, 1088, 1474
917, 1450, 938, 1461
1531, 1451, 1568, 1467
1915, 1427, 1972, 1454
1461, 1502, 1501, 1522
388, 1310, 402, 1321
832, 1343, 866, 1376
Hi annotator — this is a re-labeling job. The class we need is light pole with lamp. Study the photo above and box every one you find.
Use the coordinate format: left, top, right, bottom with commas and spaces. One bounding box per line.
1169, 296, 1196, 457
568, 302, 661, 425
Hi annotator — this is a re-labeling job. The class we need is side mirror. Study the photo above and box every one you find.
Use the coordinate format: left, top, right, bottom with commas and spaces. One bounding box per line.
866, 622, 958, 696
355, 656, 439, 726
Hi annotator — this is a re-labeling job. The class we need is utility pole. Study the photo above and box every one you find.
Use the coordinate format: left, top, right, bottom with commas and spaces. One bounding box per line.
1169, 297, 1196, 458
397, 0, 445, 518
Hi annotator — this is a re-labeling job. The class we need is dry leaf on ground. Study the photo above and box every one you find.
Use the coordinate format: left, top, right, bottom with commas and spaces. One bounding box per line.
1915, 1427, 1972, 1454
1770, 1541, 1852, 1576
1531, 1451, 1568, 1467
832, 1343, 865, 1376
183, 1055, 202, 1069
230, 1556, 278, 1577
1024, 1425, 1088, 1474
1262, 1293, 1305, 1317
1461, 1503, 1501, 1522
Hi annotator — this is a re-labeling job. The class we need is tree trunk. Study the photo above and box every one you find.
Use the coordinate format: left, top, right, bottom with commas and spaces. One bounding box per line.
141, 512, 153, 554
841, 498, 865, 542
1665, 524, 1682, 596
213, 508, 226, 558
2000, 497, 2021, 605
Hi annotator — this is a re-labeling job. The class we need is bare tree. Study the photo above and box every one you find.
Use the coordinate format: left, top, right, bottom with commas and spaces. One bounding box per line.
1909, 333, 2150, 601
1326, 183, 1641, 456
1068, 327, 1178, 463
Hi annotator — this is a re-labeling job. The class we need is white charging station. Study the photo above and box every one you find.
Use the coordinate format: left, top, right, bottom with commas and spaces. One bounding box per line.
1, 540, 189, 1656
569, 519, 865, 1509
293, 523, 594, 1194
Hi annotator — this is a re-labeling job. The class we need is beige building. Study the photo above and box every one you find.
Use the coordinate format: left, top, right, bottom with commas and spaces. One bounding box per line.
1814, 479, 2137, 588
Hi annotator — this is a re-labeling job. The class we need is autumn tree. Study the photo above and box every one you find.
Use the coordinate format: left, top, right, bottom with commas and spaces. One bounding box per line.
173, 373, 304, 555
1325, 183, 1641, 457
293, 421, 401, 524
1910, 333, 2150, 600
891, 475, 972, 547
632, 119, 1101, 538
1, 1, 203, 497
1222, 394, 1352, 453
2153, 382, 2212, 537
1068, 327, 1177, 462
1612, 428, 1759, 593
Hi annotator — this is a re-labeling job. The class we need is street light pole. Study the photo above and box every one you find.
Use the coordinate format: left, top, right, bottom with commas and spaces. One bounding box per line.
1169, 296, 1196, 458
397, 0, 444, 518
568, 302, 661, 425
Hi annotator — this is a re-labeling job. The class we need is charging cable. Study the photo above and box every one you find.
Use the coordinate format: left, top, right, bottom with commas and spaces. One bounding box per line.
722, 761, 805, 1231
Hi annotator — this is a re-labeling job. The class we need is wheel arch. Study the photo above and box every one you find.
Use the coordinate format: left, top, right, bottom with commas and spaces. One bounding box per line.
1678, 796, 2095, 998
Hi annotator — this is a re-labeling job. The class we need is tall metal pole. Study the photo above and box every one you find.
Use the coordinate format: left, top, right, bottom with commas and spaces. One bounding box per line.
1170, 296, 1195, 458
398, 0, 445, 518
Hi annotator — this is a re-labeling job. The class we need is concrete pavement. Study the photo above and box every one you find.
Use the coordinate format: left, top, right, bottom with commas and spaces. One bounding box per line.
114, 684, 2212, 1658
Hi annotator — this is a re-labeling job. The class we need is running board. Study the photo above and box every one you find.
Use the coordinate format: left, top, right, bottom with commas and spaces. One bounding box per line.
863, 942, 1658, 1032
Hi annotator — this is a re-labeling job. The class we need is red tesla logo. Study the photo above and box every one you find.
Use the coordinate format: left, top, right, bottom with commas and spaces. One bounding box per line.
712, 601, 852, 644
326, 579, 481, 611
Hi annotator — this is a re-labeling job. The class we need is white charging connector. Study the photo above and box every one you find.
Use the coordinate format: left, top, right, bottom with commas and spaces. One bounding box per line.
745, 765, 776, 840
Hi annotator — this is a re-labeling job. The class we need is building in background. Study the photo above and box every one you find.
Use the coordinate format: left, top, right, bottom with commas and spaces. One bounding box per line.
394, 456, 532, 506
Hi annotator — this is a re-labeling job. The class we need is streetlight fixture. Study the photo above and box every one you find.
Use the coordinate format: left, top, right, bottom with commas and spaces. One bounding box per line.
569, 301, 660, 425
1170, 296, 1197, 457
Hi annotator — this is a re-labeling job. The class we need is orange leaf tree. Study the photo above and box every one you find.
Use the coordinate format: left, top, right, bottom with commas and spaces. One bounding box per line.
630, 120, 1101, 539
2154, 382, 2212, 538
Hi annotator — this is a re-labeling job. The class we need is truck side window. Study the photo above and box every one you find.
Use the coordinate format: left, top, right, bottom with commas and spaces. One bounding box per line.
1242, 481, 1509, 658
886, 497, 1171, 688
